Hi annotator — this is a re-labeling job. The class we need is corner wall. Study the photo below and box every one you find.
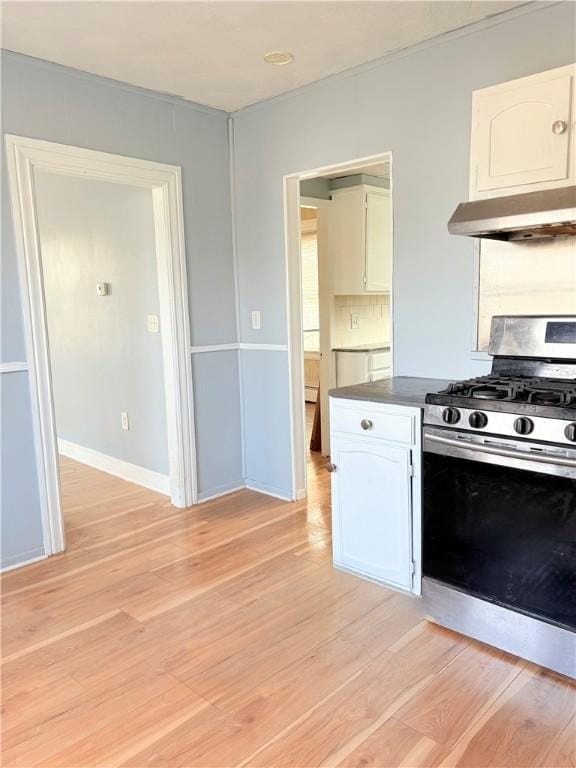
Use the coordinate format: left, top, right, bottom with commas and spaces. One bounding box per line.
232, 2, 576, 498
1, 51, 243, 568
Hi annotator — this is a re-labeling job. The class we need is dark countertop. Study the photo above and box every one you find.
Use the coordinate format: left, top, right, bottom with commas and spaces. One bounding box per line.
329, 376, 452, 408
332, 343, 391, 353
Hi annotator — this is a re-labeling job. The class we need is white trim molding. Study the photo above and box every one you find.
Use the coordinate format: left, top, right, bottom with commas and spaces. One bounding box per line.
283, 151, 395, 501
245, 479, 292, 502
239, 343, 288, 352
189, 342, 289, 354
197, 481, 246, 503
5, 134, 197, 558
0, 549, 47, 573
190, 343, 239, 354
58, 439, 170, 495
0, 362, 29, 374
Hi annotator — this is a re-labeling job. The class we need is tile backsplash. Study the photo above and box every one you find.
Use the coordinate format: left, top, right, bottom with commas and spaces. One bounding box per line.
333, 294, 390, 348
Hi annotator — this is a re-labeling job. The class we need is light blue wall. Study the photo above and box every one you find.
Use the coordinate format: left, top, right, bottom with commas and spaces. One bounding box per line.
1, 373, 44, 569
2, 3, 575, 566
35, 172, 169, 474
1, 51, 243, 568
232, 3, 576, 497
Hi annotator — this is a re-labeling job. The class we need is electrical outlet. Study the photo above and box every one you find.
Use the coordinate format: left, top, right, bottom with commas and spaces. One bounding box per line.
96, 283, 110, 296
121, 412, 130, 431
251, 310, 261, 330
350, 313, 360, 330
147, 314, 160, 333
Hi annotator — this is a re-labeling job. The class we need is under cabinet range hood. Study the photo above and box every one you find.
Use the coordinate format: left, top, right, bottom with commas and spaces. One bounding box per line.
448, 186, 576, 241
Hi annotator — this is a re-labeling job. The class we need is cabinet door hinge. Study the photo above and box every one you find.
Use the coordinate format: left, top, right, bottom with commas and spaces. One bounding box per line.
410, 560, 416, 576
408, 464, 415, 477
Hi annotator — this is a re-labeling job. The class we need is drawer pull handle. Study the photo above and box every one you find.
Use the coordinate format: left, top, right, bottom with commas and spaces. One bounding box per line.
360, 419, 373, 431
325, 463, 337, 473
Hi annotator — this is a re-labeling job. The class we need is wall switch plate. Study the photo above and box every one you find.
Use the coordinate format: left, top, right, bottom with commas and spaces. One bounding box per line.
96, 283, 110, 296
147, 314, 160, 333
251, 310, 261, 330
121, 412, 130, 431
350, 313, 360, 330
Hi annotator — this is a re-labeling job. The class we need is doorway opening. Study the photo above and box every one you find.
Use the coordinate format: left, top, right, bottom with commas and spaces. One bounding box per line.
285, 152, 394, 500
6, 135, 196, 560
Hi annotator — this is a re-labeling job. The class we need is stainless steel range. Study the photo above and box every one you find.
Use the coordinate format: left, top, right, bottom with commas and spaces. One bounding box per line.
422, 315, 576, 679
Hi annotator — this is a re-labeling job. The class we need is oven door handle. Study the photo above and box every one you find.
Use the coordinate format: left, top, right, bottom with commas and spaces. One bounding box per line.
425, 432, 576, 469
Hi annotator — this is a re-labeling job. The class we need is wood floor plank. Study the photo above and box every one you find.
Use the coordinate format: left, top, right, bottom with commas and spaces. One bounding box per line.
539, 714, 576, 768
2, 455, 573, 768
241, 645, 454, 768
336, 717, 444, 768
441, 666, 576, 768
395, 640, 525, 747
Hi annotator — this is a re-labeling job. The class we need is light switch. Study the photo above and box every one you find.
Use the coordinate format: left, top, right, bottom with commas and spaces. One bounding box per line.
121, 412, 130, 431
351, 313, 360, 330
147, 314, 160, 333
96, 283, 110, 296
251, 310, 261, 330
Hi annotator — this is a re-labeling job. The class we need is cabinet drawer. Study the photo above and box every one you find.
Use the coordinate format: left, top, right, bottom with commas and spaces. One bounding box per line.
330, 400, 416, 445
368, 351, 391, 371
368, 367, 391, 383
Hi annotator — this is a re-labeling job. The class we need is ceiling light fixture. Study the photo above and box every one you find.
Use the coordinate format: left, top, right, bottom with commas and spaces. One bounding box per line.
264, 51, 295, 66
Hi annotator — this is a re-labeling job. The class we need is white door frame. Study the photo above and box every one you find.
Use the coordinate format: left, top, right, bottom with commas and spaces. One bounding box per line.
5, 134, 197, 557
300, 195, 333, 458
283, 152, 394, 501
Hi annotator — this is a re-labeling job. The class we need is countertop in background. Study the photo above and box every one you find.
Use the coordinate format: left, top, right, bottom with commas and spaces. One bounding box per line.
331, 343, 391, 353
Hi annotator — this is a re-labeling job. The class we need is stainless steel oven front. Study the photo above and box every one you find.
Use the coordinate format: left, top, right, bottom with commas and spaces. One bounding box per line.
422, 426, 576, 631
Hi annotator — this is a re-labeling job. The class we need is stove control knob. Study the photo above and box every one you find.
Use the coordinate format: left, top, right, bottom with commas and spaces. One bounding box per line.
565, 423, 576, 443
442, 407, 461, 425
469, 411, 488, 429
514, 417, 534, 436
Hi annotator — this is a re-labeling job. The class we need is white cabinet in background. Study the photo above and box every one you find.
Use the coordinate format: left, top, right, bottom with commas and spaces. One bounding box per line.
330, 186, 392, 294
470, 64, 576, 198
335, 349, 391, 388
329, 397, 421, 595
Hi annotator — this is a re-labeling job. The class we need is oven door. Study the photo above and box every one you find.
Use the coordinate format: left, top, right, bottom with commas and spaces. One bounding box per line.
423, 427, 576, 630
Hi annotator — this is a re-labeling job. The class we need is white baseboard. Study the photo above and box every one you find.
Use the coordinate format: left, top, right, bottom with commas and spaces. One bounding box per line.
198, 479, 297, 504
58, 439, 170, 496
0, 547, 47, 572
245, 479, 293, 502
197, 481, 246, 503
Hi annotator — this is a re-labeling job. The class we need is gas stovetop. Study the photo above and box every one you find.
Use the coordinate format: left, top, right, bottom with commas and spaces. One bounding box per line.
425, 316, 576, 445
426, 374, 576, 419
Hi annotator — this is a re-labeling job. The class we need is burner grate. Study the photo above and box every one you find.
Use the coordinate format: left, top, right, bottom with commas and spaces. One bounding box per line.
437, 375, 576, 408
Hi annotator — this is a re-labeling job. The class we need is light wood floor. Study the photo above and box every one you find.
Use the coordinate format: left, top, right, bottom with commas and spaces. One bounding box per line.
1, 451, 575, 767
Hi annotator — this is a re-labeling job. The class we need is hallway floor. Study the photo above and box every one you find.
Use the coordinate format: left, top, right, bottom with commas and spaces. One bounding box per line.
1, 456, 574, 767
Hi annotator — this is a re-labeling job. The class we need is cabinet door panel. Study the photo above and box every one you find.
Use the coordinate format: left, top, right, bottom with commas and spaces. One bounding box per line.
365, 191, 392, 292
475, 74, 572, 192
331, 436, 413, 591
330, 188, 365, 294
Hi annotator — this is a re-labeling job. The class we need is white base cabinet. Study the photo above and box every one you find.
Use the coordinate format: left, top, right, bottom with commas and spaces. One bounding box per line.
335, 349, 391, 388
329, 397, 421, 594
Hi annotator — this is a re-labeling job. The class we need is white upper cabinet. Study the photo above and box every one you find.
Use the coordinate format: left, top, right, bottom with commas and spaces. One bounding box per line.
365, 191, 392, 292
330, 185, 392, 293
470, 64, 576, 198
330, 187, 366, 294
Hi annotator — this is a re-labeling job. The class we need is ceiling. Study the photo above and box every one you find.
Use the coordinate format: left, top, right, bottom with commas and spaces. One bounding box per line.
1, 1, 527, 112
